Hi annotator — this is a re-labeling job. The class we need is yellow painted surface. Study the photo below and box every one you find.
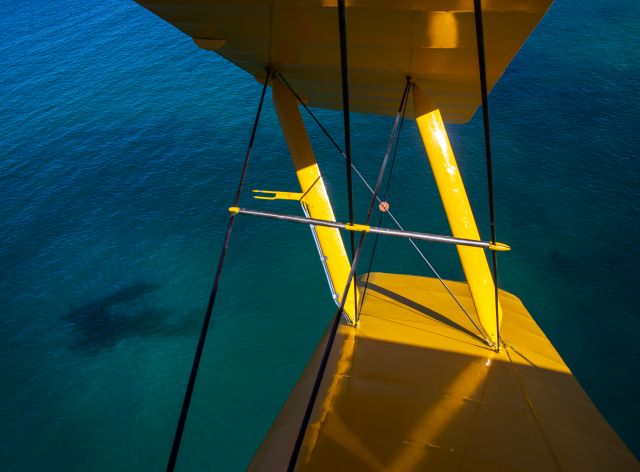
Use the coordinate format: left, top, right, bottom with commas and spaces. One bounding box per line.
344, 223, 370, 233
249, 273, 639, 471
252, 189, 304, 201
134, 0, 553, 123
414, 86, 502, 344
272, 78, 358, 321
488, 241, 510, 252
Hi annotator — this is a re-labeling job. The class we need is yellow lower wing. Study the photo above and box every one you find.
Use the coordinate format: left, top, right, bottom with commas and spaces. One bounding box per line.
249, 273, 639, 471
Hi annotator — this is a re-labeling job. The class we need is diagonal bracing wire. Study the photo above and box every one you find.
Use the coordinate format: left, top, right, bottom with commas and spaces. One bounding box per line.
276, 72, 490, 345
474, 0, 501, 350
166, 69, 272, 472
357, 78, 411, 325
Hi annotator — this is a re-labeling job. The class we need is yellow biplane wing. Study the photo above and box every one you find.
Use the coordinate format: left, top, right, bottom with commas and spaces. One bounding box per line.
134, 0, 552, 122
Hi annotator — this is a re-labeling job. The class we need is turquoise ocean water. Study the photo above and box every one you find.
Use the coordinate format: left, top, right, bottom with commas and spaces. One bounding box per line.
1, 0, 638, 469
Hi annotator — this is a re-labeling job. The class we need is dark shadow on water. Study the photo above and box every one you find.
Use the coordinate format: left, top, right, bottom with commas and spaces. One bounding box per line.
550, 249, 572, 270
64, 282, 201, 355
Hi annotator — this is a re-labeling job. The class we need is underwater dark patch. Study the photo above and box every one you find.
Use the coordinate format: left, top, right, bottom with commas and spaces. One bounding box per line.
64, 282, 200, 354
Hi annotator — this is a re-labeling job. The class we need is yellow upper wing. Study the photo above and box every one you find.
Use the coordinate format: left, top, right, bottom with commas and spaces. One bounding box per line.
134, 0, 552, 122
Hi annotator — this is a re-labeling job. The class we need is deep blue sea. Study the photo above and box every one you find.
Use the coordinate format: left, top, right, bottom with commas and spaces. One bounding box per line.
1, 0, 638, 470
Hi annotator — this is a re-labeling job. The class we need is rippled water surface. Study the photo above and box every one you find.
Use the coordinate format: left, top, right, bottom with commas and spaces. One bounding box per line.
1, 0, 638, 469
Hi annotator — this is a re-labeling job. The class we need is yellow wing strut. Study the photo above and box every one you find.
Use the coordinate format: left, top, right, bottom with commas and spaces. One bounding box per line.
413, 85, 503, 345
272, 77, 358, 321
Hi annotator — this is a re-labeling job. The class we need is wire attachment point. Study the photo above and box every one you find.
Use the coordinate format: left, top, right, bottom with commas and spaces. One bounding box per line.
378, 201, 390, 212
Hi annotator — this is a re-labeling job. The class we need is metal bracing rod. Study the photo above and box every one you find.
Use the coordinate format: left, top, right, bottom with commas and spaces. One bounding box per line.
229, 207, 510, 252
337, 0, 358, 321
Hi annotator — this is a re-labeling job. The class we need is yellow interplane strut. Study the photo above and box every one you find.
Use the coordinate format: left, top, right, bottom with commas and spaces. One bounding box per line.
272, 77, 358, 321
413, 85, 503, 345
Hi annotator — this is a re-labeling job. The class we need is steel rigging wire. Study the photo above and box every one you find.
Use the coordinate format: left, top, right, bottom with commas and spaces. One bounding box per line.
356, 77, 411, 325
337, 0, 358, 320
473, 0, 502, 350
166, 69, 272, 472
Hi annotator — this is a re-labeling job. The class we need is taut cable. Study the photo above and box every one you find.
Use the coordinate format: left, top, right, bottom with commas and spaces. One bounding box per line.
473, 0, 501, 350
166, 69, 272, 472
